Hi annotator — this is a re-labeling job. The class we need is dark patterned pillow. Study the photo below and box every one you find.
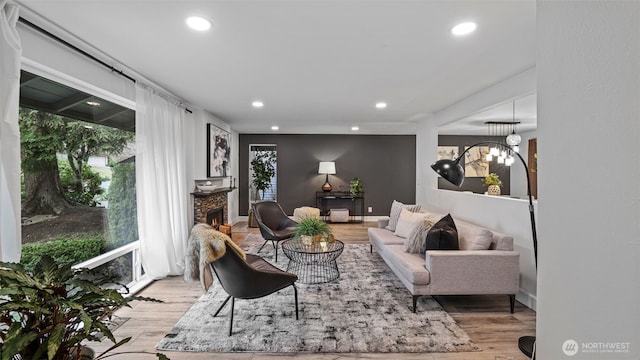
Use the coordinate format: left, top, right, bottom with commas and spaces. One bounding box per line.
425, 214, 459, 251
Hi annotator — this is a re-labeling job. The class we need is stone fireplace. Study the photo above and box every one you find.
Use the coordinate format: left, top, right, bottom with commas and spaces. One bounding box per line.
192, 189, 232, 227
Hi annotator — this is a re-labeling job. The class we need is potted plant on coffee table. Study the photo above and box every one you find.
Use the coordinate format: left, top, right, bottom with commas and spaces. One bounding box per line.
294, 217, 333, 245
0, 255, 167, 360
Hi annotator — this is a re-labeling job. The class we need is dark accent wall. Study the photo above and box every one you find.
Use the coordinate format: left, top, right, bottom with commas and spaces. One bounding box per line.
239, 134, 416, 216
437, 135, 511, 194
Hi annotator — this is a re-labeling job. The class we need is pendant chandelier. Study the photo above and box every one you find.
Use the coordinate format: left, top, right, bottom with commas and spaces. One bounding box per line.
485, 102, 521, 166
506, 101, 522, 149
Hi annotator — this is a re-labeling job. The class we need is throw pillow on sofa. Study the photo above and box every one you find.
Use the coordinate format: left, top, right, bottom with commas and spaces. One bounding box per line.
394, 208, 427, 238
404, 217, 435, 254
467, 229, 494, 250
425, 214, 459, 251
386, 200, 421, 232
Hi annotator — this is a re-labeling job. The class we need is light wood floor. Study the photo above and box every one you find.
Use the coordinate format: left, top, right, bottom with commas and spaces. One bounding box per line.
89, 222, 536, 360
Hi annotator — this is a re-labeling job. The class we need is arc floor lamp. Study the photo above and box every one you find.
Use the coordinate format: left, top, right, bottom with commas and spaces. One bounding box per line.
430, 141, 537, 359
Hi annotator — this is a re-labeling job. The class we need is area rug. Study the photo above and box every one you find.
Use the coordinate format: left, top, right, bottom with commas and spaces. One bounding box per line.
156, 234, 479, 353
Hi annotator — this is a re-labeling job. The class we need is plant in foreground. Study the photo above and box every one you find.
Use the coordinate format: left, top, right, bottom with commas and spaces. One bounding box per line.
0, 255, 168, 360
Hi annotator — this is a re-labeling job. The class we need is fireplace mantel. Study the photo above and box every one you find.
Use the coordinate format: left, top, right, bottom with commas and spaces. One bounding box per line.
191, 187, 235, 198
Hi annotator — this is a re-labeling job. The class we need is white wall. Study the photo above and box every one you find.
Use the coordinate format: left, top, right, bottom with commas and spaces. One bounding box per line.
188, 109, 239, 224
416, 67, 538, 309
536, 1, 639, 358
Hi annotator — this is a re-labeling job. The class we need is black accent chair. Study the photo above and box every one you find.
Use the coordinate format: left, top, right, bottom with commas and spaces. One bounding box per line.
252, 201, 298, 262
210, 242, 299, 336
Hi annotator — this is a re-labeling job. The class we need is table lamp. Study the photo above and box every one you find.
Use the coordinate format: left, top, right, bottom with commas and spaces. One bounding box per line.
318, 161, 336, 192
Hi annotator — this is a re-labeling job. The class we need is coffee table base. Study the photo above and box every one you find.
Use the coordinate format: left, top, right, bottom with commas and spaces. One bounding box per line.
286, 260, 340, 284
281, 238, 344, 284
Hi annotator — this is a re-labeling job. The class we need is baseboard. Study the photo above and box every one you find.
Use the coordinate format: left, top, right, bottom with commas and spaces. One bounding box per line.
235, 215, 385, 223
517, 289, 537, 311
367, 215, 389, 221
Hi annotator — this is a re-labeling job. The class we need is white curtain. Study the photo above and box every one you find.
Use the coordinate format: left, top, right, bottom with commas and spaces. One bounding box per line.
135, 83, 189, 278
0, 0, 22, 262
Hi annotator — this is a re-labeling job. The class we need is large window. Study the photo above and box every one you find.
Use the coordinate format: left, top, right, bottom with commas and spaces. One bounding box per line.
19, 70, 145, 290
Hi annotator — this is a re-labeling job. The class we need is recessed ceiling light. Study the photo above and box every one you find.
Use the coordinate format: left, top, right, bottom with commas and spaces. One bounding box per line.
351, 126, 359, 131
86, 101, 101, 106
186, 16, 211, 31
252, 101, 264, 108
451, 22, 477, 36
271, 125, 279, 131
375, 102, 387, 109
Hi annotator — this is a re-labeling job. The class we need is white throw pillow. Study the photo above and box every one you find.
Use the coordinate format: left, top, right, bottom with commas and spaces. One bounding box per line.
404, 217, 435, 254
386, 200, 421, 232
394, 208, 426, 239
468, 229, 494, 250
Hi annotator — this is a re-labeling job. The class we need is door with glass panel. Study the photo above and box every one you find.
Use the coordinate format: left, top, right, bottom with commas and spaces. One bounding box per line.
249, 144, 277, 207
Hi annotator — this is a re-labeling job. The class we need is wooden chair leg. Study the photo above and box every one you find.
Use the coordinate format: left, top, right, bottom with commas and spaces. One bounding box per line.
509, 294, 516, 313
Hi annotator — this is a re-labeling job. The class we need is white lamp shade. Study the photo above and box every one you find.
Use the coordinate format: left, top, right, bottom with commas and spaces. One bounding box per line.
318, 161, 336, 174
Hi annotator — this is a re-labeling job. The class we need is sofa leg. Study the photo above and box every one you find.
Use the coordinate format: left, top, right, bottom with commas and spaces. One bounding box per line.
509, 294, 516, 313
412, 295, 420, 313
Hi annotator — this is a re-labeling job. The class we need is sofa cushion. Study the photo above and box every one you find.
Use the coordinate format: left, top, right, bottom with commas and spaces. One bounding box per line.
384, 245, 431, 285
425, 214, 459, 251
368, 227, 405, 249
404, 217, 435, 254
385, 200, 421, 232
394, 208, 426, 238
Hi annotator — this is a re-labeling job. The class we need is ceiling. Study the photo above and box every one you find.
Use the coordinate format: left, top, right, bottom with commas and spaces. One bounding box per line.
17, 0, 536, 135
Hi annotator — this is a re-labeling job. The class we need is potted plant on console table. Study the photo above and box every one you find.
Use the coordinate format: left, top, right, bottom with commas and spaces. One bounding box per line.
349, 177, 363, 199
0, 255, 167, 360
484, 173, 503, 196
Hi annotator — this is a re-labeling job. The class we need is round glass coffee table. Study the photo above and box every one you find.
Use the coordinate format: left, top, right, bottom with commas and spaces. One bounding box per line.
281, 237, 344, 284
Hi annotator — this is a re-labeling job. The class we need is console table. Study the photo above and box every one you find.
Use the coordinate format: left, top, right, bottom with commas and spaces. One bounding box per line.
315, 191, 365, 223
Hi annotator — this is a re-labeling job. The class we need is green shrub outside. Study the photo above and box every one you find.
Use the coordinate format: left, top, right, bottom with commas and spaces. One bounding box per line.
21, 234, 105, 270
58, 159, 106, 206
107, 162, 138, 250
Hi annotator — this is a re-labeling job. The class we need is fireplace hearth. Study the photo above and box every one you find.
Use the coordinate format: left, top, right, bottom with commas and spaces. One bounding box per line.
206, 207, 224, 230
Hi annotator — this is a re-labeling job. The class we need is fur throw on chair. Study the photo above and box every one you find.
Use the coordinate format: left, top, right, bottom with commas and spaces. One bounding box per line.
184, 223, 246, 292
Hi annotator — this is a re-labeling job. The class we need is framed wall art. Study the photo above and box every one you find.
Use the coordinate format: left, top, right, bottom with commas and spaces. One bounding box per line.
207, 124, 231, 178
463, 146, 489, 177
437, 146, 459, 160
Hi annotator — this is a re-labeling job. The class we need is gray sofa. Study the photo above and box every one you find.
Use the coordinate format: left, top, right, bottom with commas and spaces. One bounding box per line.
368, 211, 520, 313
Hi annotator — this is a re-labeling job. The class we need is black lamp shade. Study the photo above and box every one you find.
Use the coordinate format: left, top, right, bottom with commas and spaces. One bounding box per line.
431, 159, 465, 186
